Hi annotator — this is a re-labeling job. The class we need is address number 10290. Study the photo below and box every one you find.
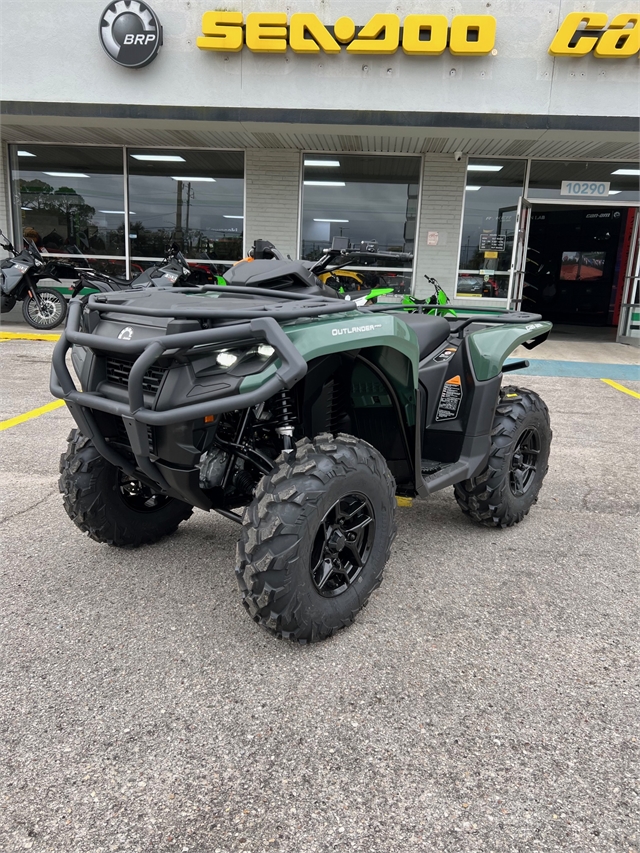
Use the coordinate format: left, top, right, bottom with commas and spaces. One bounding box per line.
560, 181, 611, 197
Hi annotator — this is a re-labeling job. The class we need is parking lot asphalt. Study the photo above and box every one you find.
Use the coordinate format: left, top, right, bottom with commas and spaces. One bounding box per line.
1, 337, 638, 853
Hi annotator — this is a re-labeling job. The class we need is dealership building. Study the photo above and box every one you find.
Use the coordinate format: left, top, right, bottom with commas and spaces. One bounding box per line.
1, 0, 639, 340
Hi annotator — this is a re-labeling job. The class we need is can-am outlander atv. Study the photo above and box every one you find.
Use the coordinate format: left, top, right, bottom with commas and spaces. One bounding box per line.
52, 246, 552, 644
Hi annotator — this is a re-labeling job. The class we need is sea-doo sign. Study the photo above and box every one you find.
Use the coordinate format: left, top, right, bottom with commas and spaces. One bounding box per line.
99, 1, 163, 68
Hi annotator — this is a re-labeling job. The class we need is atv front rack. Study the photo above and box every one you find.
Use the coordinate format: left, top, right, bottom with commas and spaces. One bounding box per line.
50, 287, 357, 492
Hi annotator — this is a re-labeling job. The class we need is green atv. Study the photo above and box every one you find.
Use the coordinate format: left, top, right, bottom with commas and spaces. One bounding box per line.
51, 249, 552, 644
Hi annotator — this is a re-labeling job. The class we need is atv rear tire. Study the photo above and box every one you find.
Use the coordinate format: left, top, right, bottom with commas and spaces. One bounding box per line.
59, 429, 193, 547
453, 385, 551, 528
236, 433, 397, 644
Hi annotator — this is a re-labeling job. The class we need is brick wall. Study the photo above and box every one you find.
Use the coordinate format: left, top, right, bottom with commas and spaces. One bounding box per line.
413, 155, 467, 300
245, 149, 301, 259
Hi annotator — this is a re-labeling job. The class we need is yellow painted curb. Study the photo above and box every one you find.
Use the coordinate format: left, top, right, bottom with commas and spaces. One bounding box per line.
0, 331, 61, 341
0, 399, 66, 431
601, 378, 640, 400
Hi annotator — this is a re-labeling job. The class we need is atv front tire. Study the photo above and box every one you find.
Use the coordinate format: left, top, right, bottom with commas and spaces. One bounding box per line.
236, 433, 397, 644
59, 429, 193, 547
454, 385, 551, 528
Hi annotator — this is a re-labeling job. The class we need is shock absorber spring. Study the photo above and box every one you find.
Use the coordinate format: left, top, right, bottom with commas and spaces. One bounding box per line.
273, 390, 296, 450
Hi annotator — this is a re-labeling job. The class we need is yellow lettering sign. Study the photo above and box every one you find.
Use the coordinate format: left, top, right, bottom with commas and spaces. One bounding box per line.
594, 13, 640, 57
548, 12, 609, 56
245, 12, 288, 53
346, 14, 401, 55
401, 15, 448, 56
449, 15, 496, 55
197, 12, 243, 52
334, 17, 356, 44
289, 13, 340, 54
196, 11, 498, 57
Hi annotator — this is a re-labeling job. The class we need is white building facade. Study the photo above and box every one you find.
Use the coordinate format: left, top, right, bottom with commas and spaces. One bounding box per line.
1, 0, 639, 334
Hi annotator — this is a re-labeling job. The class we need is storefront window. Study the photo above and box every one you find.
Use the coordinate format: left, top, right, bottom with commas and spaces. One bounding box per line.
457, 158, 526, 299
127, 149, 244, 270
527, 160, 639, 204
9, 144, 126, 276
301, 154, 420, 293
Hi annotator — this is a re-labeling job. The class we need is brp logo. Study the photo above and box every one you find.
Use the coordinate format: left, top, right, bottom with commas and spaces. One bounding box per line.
99, 1, 162, 68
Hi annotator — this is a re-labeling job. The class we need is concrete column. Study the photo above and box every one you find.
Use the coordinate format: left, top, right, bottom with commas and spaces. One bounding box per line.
0, 142, 11, 239
244, 149, 301, 259
413, 155, 467, 300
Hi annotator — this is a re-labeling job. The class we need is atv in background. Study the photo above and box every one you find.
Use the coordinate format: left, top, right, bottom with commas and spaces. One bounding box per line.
52, 249, 552, 645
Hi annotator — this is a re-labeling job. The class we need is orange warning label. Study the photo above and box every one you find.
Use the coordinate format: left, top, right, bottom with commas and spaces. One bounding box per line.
436, 375, 463, 420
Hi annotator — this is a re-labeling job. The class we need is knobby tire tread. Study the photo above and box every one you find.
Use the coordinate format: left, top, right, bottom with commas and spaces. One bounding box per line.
453, 385, 551, 529
59, 429, 193, 547
236, 433, 397, 644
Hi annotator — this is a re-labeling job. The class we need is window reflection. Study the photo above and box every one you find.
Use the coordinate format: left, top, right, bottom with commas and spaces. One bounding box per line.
10, 145, 125, 266
301, 154, 420, 293
457, 159, 526, 299
127, 149, 244, 266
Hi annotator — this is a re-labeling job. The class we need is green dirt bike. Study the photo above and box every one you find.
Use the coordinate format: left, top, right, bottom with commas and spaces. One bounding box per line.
401, 277, 457, 317
52, 240, 552, 645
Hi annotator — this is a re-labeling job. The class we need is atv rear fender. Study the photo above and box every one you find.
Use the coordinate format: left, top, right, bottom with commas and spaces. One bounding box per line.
467, 320, 552, 381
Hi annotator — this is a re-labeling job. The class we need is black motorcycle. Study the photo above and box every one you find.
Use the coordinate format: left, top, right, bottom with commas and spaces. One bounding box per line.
71, 244, 197, 298
0, 230, 69, 330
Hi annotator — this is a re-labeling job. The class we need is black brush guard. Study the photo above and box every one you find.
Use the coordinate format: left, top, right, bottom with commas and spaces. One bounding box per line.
51, 286, 357, 493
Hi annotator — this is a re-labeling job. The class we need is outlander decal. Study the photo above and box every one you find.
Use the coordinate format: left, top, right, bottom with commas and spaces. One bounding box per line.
332, 324, 383, 336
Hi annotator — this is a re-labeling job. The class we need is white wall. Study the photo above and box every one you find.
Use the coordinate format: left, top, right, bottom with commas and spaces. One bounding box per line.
1, 0, 637, 121
0, 144, 9, 239
244, 149, 300, 258
414, 156, 467, 300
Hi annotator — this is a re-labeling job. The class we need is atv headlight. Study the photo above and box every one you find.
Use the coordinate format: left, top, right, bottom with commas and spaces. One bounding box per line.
257, 345, 274, 358
216, 350, 239, 368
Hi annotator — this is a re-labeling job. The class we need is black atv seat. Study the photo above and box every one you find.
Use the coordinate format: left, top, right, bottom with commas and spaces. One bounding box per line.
394, 313, 451, 359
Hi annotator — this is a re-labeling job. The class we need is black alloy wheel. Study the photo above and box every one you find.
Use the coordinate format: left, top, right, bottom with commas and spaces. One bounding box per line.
453, 385, 552, 529
119, 473, 173, 512
310, 493, 376, 597
59, 429, 193, 547
509, 427, 540, 497
236, 433, 397, 643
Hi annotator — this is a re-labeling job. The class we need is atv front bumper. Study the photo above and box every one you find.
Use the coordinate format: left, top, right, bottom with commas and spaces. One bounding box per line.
50, 296, 312, 499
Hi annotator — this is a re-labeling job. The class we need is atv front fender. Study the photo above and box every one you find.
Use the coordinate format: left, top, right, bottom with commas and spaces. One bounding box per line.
239, 313, 419, 393
467, 321, 552, 381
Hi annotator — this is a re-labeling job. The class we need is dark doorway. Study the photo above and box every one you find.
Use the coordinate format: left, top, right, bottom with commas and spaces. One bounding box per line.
523, 206, 627, 326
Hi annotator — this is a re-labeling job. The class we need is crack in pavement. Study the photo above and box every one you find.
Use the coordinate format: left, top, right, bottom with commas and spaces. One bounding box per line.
0, 488, 59, 526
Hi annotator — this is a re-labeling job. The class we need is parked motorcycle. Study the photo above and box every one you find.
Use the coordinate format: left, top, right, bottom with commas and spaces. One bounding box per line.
401, 276, 457, 317
70, 244, 214, 298
0, 230, 69, 330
